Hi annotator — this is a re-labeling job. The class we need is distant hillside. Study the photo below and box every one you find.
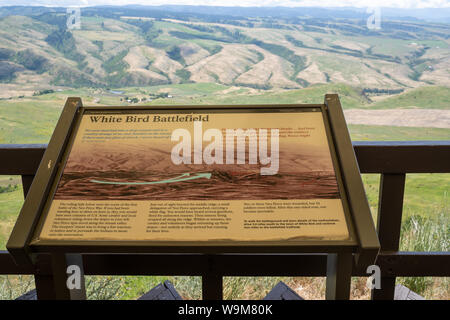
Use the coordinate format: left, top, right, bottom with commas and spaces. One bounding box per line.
0, 6, 449, 94
2, 5, 450, 22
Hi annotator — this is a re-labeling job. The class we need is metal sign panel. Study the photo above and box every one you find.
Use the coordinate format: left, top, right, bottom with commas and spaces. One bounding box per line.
36, 107, 350, 243
7, 96, 378, 267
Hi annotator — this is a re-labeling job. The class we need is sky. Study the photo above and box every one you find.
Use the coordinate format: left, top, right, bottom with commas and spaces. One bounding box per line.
0, 0, 449, 9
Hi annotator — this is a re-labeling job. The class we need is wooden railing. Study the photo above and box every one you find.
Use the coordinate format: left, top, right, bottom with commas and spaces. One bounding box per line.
0, 141, 449, 300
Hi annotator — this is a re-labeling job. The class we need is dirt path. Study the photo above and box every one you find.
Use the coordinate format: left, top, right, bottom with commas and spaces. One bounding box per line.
344, 109, 450, 129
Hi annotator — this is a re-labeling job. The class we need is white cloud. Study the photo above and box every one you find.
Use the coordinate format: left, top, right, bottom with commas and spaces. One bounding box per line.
0, 0, 449, 8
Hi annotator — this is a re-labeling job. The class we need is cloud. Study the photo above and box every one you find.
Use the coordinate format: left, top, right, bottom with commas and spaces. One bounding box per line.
0, 0, 449, 8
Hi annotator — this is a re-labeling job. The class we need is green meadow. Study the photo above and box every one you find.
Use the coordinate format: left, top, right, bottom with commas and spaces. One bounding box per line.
369, 86, 450, 110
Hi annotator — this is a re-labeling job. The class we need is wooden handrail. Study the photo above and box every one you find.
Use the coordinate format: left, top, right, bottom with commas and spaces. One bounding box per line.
1, 141, 449, 175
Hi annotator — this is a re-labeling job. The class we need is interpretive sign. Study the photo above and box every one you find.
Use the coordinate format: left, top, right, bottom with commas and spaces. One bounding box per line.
7, 96, 380, 301
8, 96, 380, 277
36, 108, 350, 243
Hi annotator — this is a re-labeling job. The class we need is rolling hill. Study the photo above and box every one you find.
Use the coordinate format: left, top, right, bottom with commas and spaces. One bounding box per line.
0, 5, 448, 99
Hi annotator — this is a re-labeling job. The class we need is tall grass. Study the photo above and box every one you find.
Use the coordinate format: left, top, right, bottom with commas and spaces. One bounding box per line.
0, 275, 34, 300
398, 208, 449, 299
85, 276, 126, 300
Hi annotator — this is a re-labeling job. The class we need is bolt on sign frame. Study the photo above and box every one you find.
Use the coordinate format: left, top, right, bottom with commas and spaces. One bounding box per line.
7, 95, 379, 300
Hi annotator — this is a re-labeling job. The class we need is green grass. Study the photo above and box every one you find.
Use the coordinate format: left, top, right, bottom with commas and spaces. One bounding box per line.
361, 173, 450, 221
0, 176, 20, 187
153, 21, 201, 34
349, 124, 450, 141
0, 275, 35, 300
370, 86, 450, 110
0, 100, 63, 144
135, 83, 366, 108
84, 275, 169, 300
403, 174, 449, 217
0, 182, 24, 250
102, 50, 129, 74
415, 39, 449, 48
353, 37, 416, 57
398, 211, 449, 299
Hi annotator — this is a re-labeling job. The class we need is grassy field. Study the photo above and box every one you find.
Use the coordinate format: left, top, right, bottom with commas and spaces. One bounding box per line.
2, 83, 448, 144
349, 124, 450, 141
0, 182, 23, 250
0, 99, 64, 144
370, 86, 450, 110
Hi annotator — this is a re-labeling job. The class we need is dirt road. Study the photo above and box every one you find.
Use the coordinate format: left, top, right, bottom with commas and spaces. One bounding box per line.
344, 109, 450, 129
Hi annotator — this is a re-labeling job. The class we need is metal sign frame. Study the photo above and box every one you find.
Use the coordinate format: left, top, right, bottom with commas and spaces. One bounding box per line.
7, 95, 379, 299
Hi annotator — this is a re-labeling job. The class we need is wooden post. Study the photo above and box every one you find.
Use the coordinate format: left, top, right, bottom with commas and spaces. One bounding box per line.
326, 253, 353, 300
51, 253, 87, 300
372, 173, 405, 300
202, 273, 223, 300
34, 254, 57, 300
21, 175, 34, 198
202, 255, 222, 300
66, 254, 87, 300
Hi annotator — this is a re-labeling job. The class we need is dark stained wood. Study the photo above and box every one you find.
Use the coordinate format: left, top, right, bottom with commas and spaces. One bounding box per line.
325, 94, 379, 268
354, 141, 450, 173
47, 253, 88, 300
34, 254, 56, 300
3, 251, 448, 277
326, 253, 352, 300
21, 175, 34, 198
202, 255, 223, 300
202, 273, 223, 300
65, 254, 87, 300
0, 144, 46, 175
50, 253, 71, 299
372, 173, 405, 300
371, 251, 450, 277
376, 174, 406, 251
0, 251, 35, 274
2, 141, 449, 176
212, 253, 328, 276
34, 275, 57, 300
